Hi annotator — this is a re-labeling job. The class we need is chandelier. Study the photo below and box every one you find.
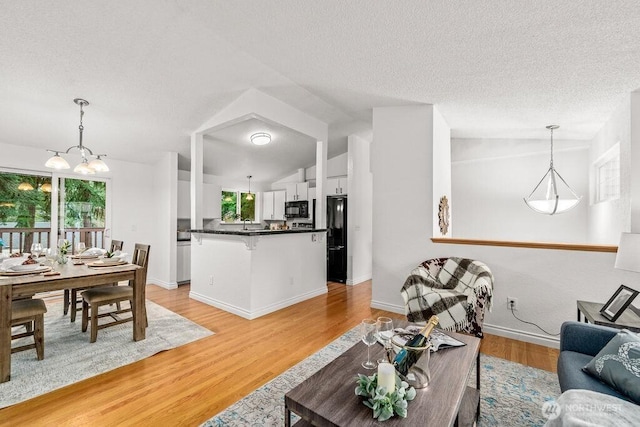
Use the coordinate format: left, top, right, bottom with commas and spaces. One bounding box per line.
523, 125, 581, 215
45, 98, 109, 174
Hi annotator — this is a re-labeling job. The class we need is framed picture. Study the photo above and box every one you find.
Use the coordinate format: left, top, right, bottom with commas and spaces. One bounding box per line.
600, 285, 639, 322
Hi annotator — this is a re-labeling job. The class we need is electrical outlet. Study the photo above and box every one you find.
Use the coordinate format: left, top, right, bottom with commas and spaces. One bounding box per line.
507, 297, 518, 311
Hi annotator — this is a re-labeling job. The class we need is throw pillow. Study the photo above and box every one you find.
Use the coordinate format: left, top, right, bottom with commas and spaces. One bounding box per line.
583, 329, 640, 404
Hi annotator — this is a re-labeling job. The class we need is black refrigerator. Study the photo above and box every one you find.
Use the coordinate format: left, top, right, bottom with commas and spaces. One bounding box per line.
327, 196, 347, 283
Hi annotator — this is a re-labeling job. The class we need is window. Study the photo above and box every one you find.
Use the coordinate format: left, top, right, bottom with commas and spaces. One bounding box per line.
221, 190, 255, 222
594, 143, 620, 204
0, 169, 108, 254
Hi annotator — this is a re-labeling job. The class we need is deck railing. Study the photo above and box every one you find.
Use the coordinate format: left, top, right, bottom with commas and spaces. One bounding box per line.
0, 227, 105, 254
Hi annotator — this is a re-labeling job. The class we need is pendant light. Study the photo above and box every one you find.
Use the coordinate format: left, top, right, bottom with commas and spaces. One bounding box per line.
45, 98, 109, 174
246, 175, 254, 201
523, 125, 582, 215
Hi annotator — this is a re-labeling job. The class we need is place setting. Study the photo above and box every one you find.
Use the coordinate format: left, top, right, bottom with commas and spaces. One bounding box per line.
0, 243, 52, 276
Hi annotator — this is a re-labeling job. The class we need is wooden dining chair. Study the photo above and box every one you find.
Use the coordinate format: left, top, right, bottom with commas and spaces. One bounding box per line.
11, 298, 47, 360
81, 243, 150, 343
67, 239, 124, 322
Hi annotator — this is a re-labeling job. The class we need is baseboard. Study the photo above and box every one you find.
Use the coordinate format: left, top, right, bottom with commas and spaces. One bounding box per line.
150, 277, 178, 290
190, 286, 328, 320
483, 323, 560, 349
346, 274, 372, 286
370, 300, 560, 349
370, 300, 405, 315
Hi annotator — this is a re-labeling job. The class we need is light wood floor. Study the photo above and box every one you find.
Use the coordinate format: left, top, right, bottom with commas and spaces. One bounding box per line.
0, 281, 559, 426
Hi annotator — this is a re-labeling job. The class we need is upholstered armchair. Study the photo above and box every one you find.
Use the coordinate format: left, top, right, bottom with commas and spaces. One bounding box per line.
400, 257, 494, 337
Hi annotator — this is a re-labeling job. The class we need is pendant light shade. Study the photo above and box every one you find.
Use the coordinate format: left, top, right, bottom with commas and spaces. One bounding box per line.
18, 182, 34, 191
523, 125, 582, 215
45, 98, 109, 174
45, 152, 71, 169
40, 182, 52, 192
246, 175, 254, 200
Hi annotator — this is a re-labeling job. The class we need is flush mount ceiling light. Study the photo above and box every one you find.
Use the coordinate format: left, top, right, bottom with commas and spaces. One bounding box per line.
250, 132, 271, 146
246, 175, 254, 201
523, 125, 582, 215
45, 98, 109, 174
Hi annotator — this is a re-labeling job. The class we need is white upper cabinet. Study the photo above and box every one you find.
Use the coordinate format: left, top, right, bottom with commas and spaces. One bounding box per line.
263, 190, 286, 220
177, 180, 191, 218
285, 182, 309, 201
327, 177, 347, 196
273, 190, 285, 219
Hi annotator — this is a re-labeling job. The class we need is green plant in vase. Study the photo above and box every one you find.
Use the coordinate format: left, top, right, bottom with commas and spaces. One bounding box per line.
57, 239, 71, 264
355, 373, 416, 421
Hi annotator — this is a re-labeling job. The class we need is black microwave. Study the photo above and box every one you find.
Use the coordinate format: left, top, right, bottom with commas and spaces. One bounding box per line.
285, 200, 309, 218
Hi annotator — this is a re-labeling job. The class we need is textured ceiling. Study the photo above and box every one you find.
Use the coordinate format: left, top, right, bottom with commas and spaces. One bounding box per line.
1, 1, 640, 172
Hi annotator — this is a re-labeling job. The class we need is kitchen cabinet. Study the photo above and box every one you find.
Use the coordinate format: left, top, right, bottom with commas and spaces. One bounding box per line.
286, 182, 309, 201
262, 190, 286, 220
177, 180, 191, 218
177, 241, 191, 283
327, 177, 347, 195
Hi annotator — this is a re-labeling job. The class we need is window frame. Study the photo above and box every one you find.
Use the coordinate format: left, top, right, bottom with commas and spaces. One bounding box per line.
593, 143, 620, 204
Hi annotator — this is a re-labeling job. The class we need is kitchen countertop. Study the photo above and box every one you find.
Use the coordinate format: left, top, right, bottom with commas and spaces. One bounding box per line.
189, 228, 326, 236
177, 238, 191, 242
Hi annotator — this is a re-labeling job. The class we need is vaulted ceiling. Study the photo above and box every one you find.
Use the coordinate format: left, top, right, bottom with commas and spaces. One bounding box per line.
2, 1, 640, 178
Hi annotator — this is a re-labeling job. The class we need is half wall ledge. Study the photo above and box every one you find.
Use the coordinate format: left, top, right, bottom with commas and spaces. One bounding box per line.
431, 237, 617, 253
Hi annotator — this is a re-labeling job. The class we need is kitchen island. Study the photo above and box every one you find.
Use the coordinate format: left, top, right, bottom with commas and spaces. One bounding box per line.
189, 228, 327, 319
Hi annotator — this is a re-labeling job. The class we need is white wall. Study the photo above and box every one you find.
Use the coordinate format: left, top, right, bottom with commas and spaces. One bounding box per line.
588, 95, 631, 244
371, 105, 435, 309
370, 102, 640, 348
153, 152, 178, 289
432, 108, 451, 237
0, 141, 165, 286
451, 140, 589, 242
347, 135, 372, 285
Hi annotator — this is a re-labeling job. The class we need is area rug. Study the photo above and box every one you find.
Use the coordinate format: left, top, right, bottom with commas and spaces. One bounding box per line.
205, 327, 560, 427
1, 299, 213, 409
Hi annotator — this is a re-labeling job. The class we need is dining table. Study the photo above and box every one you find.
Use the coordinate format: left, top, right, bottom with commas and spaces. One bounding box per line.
0, 260, 145, 383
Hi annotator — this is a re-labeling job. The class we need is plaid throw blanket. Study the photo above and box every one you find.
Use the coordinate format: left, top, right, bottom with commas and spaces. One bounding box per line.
401, 257, 494, 336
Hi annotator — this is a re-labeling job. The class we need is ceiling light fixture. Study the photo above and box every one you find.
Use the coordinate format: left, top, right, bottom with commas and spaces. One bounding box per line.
246, 175, 254, 201
250, 132, 271, 146
523, 125, 582, 215
45, 98, 109, 174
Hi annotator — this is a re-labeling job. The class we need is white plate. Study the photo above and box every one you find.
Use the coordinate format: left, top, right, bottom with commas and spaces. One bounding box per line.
9, 264, 42, 272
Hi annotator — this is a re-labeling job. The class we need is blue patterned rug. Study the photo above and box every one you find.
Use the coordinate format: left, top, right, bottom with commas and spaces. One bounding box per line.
204, 327, 560, 426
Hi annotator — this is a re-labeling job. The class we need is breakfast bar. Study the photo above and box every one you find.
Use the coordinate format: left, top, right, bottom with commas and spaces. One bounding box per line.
188, 229, 327, 319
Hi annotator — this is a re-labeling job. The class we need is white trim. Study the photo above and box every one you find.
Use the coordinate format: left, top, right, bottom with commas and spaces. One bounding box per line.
369, 300, 560, 349
346, 275, 372, 286
150, 278, 178, 290
190, 286, 327, 320
370, 300, 405, 315
452, 145, 588, 166
483, 323, 560, 349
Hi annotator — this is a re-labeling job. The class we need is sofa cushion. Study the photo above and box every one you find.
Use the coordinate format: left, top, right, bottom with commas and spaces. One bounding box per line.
583, 329, 640, 404
558, 351, 629, 401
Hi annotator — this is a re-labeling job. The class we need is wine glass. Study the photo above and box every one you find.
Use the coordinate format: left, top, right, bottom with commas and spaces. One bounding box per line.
75, 242, 86, 255
376, 317, 394, 363
45, 247, 58, 270
361, 319, 378, 369
30, 243, 43, 259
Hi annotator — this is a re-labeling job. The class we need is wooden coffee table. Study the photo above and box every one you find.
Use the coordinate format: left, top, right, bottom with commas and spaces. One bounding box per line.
285, 327, 481, 426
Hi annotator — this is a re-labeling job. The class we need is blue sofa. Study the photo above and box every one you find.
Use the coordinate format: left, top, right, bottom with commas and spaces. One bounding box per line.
557, 321, 630, 401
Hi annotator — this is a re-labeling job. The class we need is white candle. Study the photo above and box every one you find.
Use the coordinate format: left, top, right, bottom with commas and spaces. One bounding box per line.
377, 362, 396, 394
